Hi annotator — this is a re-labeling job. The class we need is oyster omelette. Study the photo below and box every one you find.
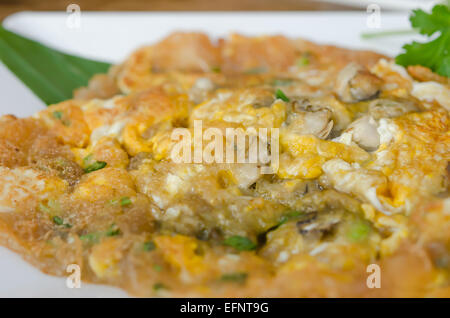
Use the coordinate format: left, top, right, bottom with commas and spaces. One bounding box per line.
0, 32, 449, 297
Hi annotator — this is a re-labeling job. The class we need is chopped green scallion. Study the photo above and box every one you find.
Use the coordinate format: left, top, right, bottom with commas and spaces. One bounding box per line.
153, 283, 167, 291
143, 241, 156, 252
52, 216, 64, 225
120, 197, 132, 207
223, 235, 257, 251
52, 111, 63, 119
275, 89, 290, 102
220, 272, 248, 284
84, 161, 107, 173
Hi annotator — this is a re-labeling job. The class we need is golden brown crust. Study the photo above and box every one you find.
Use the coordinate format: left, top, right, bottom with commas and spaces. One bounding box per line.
407, 65, 450, 85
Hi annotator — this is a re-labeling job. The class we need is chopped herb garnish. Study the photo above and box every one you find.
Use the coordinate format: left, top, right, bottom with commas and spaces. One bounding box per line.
109, 197, 131, 207
52, 216, 71, 228
211, 66, 221, 73
143, 241, 156, 252
106, 224, 121, 237
52, 216, 64, 225
347, 220, 371, 243
275, 89, 290, 102
153, 264, 162, 272
84, 161, 107, 173
296, 56, 310, 67
220, 272, 248, 284
153, 283, 167, 291
120, 197, 132, 207
80, 224, 120, 244
52, 110, 63, 119
223, 235, 257, 251
80, 232, 102, 244
82, 154, 105, 173
277, 210, 304, 227
52, 111, 70, 126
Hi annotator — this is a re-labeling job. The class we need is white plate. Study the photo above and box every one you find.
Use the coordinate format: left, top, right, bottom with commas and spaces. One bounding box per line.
0, 11, 424, 297
316, 0, 438, 11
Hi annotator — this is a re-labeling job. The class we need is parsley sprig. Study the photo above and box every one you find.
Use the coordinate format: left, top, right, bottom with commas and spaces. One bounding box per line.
396, 4, 450, 77
362, 4, 450, 77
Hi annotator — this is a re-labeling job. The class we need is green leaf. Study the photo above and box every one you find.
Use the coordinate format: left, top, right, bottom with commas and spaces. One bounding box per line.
396, 31, 450, 77
0, 26, 111, 105
223, 235, 257, 251
410, 5, 450, 36
395, 4, 450, 77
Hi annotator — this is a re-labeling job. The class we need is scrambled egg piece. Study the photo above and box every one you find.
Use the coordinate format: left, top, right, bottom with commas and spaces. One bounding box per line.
73, 167, 136, 203
155, 235, 208, 282
36, 100, 91, 148
89, 237, 125, 279
191, 88, 287, 128
370, 111, 449, 212
0, 167, 68, 212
